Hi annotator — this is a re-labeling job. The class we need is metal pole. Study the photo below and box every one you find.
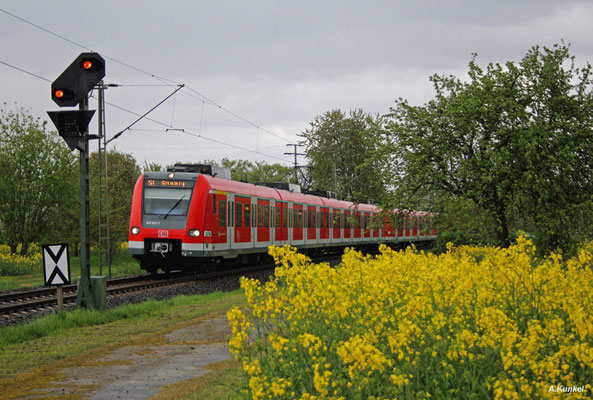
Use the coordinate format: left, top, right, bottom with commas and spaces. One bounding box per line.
76, 96, 94, 308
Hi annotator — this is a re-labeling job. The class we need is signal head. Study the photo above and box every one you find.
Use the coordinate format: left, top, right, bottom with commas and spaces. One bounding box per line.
51, 52, 105, 107
51, 88, 75, 103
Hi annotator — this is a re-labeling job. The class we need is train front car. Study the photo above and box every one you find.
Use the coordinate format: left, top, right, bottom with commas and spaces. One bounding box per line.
128, 170, 206, 274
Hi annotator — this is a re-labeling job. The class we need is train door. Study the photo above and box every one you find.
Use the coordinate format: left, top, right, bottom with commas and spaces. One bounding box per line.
306, 205, 316, 243
404, 216, 410, 238
275, 201, 288, 243
251, 198, 257, 247
419, 216, 424, 237
353, 211, 361, 239
256, 199, 270, 244
412, 216, 418, 237
343, 210, 351, 240
234, 195, 251, 247
362, 213, 370, 239
212, 192, 228, 247
293, 203, 304, 242
226, 194, 234, 250
372, 213, 380, 238
332, 208, 341, 241
397, 214, 404, 238
319, 207, 329, 242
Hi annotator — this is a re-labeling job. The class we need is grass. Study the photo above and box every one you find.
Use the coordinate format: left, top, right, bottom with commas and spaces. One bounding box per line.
154, 359, 244, 400
0, 289, 246, 400
0, 250, 143, 290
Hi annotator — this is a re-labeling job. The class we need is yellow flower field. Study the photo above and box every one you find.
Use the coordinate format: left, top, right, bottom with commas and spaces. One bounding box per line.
228, 237, 593, 399
0, 244, 42, 276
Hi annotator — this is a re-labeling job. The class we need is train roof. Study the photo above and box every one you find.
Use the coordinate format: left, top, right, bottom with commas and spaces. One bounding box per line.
201, 174, 281, 199
201, 175, 382, 211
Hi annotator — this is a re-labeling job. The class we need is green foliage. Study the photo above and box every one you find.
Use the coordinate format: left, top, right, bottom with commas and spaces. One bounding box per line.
300, 109, 386, 203
384, 43, 593, 254
0, 105, 77, 255
0, 289, 240, 347
0, 243, 42, 276
142, 161, 163, 172
89, 149, 141, 264
431, 196, 498, 253
196, 158, 296, 184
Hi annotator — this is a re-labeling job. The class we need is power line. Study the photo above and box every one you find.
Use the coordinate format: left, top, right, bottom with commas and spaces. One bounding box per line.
93, 94, 289, 164
0, 59, 51, 82
107, 84, 185, 144
0, 8, 294, 145
0, 55, 289, 163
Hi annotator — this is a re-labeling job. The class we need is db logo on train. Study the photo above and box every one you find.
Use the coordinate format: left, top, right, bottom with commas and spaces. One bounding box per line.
158, 230, 169, 238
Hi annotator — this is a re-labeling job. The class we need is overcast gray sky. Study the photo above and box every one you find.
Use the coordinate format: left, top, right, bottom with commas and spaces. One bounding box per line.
1, 1, 592, 168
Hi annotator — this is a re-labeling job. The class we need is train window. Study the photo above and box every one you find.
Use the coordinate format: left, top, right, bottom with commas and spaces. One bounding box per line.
219, 200, 226, 227
264, 205, 270, 228
293, 208, 298, 229
244, 204, 251, 227
252, 204, 256, 227
298, 209, 303, 228
235, 202, 242, 228
276, 206, 281, 228
144, 187, 192, 216
228, 201, 233, 227
257, 204, 262, 228
282, 207, 287, 228
212, 194, 216, 214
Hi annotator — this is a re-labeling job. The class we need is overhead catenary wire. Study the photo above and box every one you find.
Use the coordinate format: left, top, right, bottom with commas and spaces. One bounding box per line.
0, 8, 294, 145
0, 53, 291, 164
107, 84, 185, 144
0, 59, 51, 82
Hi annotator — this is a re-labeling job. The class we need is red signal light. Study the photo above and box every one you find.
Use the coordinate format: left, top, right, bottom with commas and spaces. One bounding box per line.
55, 90, 64, 98
82, 60, 92, 70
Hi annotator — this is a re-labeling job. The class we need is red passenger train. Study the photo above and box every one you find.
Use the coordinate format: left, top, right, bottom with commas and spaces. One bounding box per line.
128, 164, 436, 273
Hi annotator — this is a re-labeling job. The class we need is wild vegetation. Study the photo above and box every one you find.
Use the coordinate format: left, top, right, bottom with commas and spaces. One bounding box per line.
229, 240, 593, 399
381, 43, 593, 255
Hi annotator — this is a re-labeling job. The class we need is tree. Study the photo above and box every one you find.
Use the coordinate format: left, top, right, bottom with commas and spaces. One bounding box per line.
0, 106, 77, 255
300, 109, 385, 203
191, 158, 296, 185
384, 43, 593, 253
90, 149, 141, 264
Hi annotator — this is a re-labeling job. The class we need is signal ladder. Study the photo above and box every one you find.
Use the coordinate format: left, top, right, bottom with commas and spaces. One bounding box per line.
97, 81, 111, 277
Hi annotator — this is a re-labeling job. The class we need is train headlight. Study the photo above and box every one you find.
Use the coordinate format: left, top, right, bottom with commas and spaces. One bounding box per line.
188, 229, 201, 237
131, 226, 141, 235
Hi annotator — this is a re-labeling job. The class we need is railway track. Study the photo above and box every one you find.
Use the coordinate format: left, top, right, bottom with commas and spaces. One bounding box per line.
0, 267, 264, 320
0, 252, 350, 323
0, 275, 170, 318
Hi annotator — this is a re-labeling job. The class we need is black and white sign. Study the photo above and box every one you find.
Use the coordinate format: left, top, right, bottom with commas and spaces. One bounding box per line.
42, 243, 71, 286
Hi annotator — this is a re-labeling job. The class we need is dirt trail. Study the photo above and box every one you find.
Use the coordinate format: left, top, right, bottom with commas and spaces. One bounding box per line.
31, 314, 232, 400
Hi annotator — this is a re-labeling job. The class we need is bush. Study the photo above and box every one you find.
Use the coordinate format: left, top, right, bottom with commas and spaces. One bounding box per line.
228, 238, 593, 399
0, 243, 43, 276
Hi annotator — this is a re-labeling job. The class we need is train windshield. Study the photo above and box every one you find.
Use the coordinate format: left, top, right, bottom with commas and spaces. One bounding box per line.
144, 187, 193, 216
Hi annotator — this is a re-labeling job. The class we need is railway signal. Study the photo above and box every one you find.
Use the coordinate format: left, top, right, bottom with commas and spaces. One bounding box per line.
46, 110, 96, 151
51, 53, 105, 107
47, 53, 107, 310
